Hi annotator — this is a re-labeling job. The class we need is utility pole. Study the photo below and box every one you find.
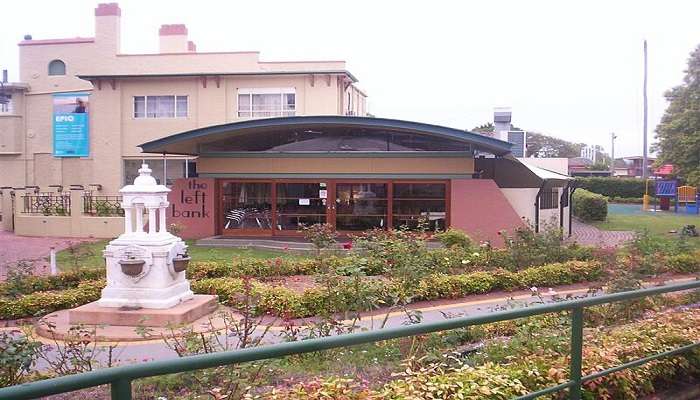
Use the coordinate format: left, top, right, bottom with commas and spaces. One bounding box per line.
642, 40, 649, 179
610, 132, 617, 176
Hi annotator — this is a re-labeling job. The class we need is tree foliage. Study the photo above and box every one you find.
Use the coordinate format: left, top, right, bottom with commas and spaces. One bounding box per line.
653, 44, 700, 186
471, 124, 610, 165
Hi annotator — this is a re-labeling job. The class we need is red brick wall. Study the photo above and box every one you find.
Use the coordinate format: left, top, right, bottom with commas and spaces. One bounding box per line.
167, 178, 216, 239
450, 179, 525, 247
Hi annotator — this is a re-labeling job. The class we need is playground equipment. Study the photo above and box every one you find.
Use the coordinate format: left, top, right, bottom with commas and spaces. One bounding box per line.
654, 179, 677, 212
645, 180, 699, 214
678, 185, 699, 214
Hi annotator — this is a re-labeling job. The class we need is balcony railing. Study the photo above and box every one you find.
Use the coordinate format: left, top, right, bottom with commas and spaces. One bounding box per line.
1, 280, 698, 400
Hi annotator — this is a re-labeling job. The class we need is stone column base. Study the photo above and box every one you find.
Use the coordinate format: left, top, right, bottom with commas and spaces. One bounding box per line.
98, 280, 194, 309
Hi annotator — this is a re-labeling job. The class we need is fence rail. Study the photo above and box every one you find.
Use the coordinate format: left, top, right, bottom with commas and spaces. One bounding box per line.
21, 193, 71, 216
82, 194, 124, 217
1, 280, 699, 400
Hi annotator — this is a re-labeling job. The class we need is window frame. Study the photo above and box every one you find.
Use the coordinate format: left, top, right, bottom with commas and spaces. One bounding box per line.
48, 59, 66, 76
237, 88, 296, 118
133, 95, 188, 119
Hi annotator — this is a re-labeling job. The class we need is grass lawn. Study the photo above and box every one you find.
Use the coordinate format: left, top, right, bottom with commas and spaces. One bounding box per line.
57, 240, 305, 271
592, 213, 700, 247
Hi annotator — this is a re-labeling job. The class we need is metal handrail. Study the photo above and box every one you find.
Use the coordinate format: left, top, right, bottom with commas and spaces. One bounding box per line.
1, 279, 699, 400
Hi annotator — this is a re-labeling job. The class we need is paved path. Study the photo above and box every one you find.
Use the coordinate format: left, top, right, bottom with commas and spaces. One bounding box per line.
0, 230, 93, 280
569, 219, 634, 247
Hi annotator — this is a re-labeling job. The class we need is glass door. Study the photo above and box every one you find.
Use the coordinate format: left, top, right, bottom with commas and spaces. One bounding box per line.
334, 182, 388, 231
220, 181, 273, 235
275, 182, 330, 233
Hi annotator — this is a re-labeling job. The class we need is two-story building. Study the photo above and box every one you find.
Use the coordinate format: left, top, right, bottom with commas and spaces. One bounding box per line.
1, 2, 367, 193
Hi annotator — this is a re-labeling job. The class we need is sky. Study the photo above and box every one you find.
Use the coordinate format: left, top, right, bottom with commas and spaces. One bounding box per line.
1, 0, 699, 158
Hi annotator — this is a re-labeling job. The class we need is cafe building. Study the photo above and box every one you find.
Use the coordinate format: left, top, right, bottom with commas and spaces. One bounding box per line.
140, 115, 573, 244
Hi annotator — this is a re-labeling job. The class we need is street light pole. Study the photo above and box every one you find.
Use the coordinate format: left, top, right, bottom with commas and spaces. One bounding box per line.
642, 40, 649, 180
610, 132, 617, 176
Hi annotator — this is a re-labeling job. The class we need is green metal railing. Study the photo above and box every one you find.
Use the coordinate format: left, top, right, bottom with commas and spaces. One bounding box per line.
1, 280, 699, 400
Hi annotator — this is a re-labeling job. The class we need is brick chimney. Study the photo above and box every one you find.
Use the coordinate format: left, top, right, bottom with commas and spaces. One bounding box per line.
159, 24, 193, 53
95, 3, 121, 54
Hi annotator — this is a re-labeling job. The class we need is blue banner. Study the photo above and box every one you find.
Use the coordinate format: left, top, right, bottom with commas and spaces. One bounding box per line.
53, 92, 89, 157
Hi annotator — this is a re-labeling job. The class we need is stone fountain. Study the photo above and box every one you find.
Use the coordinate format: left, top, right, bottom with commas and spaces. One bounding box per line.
68, 164, 217, 328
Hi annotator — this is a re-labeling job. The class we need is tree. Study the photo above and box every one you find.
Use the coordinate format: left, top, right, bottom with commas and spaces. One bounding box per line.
653, 44, 700, 186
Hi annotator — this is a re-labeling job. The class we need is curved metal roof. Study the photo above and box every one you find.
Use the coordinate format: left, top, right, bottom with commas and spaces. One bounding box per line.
139, 115, 514, 156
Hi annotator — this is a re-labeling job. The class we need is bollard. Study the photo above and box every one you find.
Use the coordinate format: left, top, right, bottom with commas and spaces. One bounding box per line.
50, 247, 57, 275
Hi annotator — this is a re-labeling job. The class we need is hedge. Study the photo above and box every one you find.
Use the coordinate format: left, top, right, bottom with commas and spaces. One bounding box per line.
194, 260, 604, 318
572, 189, 608, 221
575, 177, 651, 198
0, 281, 103, 320
0, 269, 105, 297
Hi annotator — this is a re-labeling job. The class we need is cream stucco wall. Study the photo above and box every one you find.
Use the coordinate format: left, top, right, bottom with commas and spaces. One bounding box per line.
500, 187, 570, 233
3, 3, 368, 194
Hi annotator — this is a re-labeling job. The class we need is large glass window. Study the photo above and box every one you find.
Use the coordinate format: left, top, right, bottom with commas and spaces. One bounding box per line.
0, 94, 12, 114
222, 182, 272, 231
335, 183, 388, 231
276, 182, 326, 230
133, 96, 188, 118
238, 88, 296, 118
200, 128, 471, 153
392, 183, 446, 231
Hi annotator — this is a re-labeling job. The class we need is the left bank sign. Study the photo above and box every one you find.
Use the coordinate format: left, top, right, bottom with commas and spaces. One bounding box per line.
53, 92, 90, 157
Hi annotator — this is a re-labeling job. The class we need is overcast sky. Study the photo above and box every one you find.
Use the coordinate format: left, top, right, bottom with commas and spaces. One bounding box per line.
2, 0, 699, 157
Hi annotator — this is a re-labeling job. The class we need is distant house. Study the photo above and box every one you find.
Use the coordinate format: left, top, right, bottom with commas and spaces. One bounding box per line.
567, 157, 611, 177
613, 156, 656, 178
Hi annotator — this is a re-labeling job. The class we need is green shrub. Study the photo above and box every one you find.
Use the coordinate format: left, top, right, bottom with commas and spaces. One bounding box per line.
194, 260, 603, 319
0, 268, 105, 297
575, 177, 651, 198
666, 252, 700, 273
434, 229, 473, 249
572, 189, 608, 221
0, 281, 103, 320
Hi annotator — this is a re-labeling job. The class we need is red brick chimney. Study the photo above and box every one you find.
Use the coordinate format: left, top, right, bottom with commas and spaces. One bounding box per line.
95, 3, 121, 54
159, 24, 191, 53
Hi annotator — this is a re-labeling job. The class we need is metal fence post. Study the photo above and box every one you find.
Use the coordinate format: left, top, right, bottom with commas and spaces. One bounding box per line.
111, 379, 132, 400
570, 307, 584, 400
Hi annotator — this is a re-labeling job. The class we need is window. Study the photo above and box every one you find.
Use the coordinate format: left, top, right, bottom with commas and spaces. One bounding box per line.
238, 88, 295, 118
0, 94, 12, 114
48, 60, 66, 76
392, 183, 447, 231
133, 96, 188, 118
539, 188, 559, 210
561, 187, 569, 208
123, 159, 190, 186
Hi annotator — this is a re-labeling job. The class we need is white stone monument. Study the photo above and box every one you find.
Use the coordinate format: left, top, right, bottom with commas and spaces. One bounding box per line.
68, 164, 216, 328
99, 163, 192, 308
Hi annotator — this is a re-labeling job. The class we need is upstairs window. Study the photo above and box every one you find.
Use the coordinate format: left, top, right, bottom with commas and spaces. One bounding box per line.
0, 94, 12, 114
48, 59, 66, 76
238, 88, 295, 118
133, 95, 188, 118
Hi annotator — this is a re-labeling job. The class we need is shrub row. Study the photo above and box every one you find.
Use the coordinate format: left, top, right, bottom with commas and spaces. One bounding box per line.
572, 189, 608, 221
0, 268, 105, 297
193, 261, 604, 318
0, 281, 103, 320
575, 177, 651, 198
267, 308, 700, 399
